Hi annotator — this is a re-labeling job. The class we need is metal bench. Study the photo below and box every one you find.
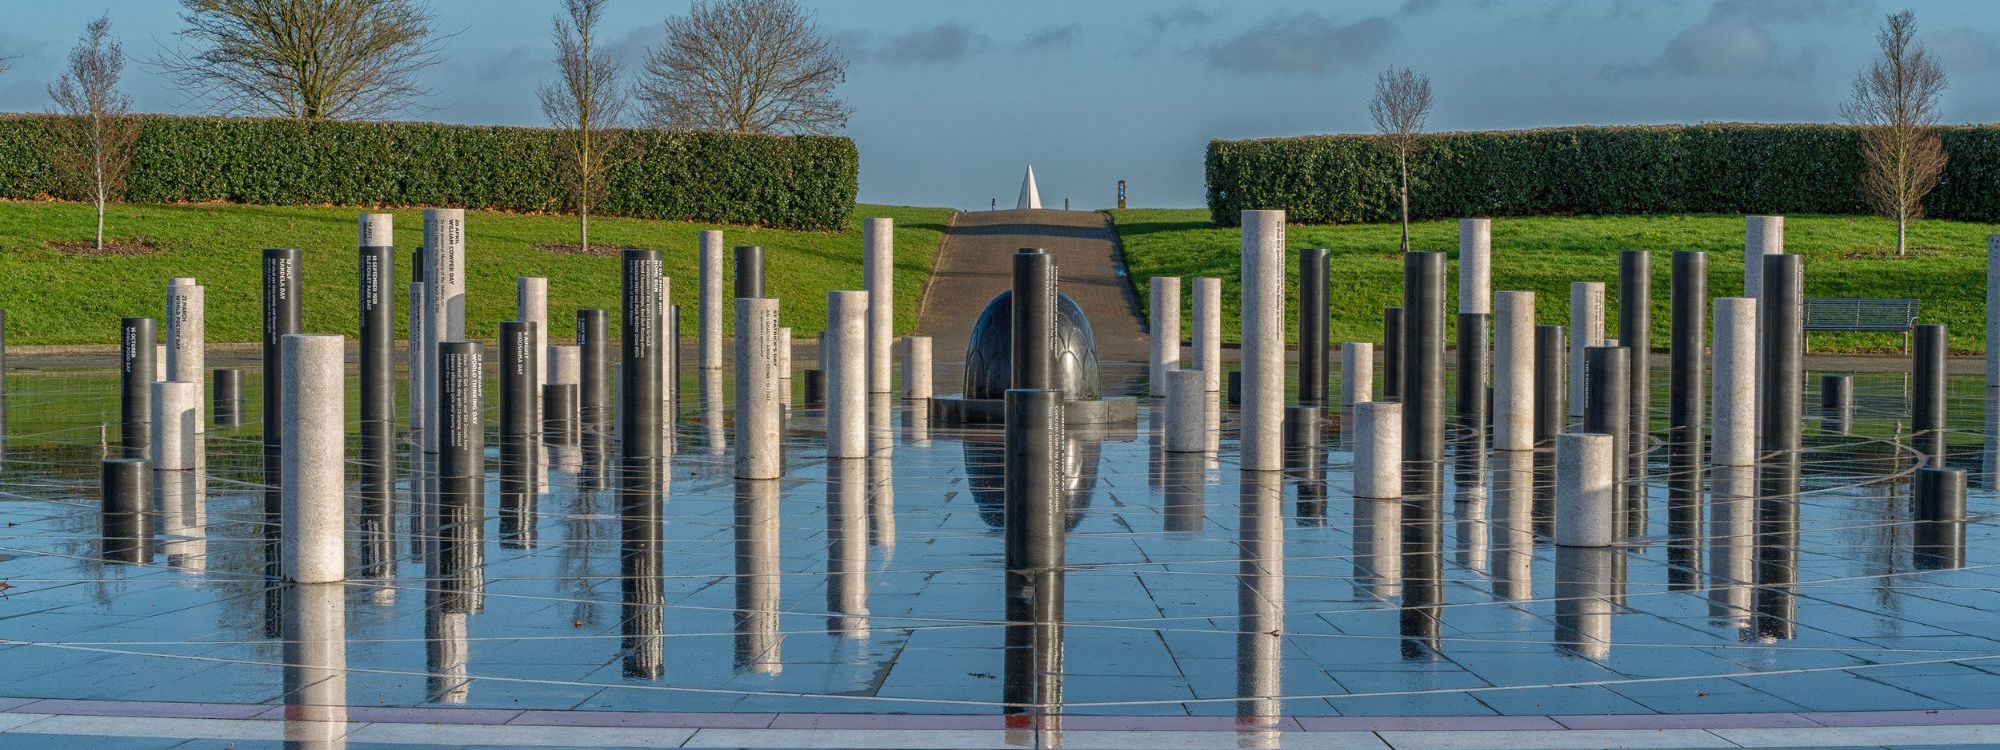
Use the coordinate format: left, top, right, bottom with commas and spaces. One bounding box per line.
1803, 298, 1920, 353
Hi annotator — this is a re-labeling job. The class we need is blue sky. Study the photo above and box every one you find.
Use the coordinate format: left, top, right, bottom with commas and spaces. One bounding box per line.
5, 0, 2000, 209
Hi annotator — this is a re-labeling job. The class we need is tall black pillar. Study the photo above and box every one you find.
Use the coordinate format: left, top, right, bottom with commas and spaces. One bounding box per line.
1456, 312, 1489, 426
1913, 323, 1947, 466
577, 309, 609, 435
439, 341, 483, 480
1584, 346, 1631, 539
1758, 254, 1803, 455
1011, 250, 1056, 391
1402, 253, 1446, 464
1299, 248, 1329, 404
1619, 250, 1651, 477
623, 250, 665, 459
499, 321, 537, 439
119, 317, 155, 459
262, 248, 302, 452
735, 245, 765, 299
1383, 307, 1404, 402
360, 238, 395, 434
1534, 325, 1565, 444
1668, 251, 1706, 457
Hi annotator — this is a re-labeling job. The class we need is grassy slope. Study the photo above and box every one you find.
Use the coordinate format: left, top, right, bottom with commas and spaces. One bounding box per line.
1110, 210, 1997, 354
0, 201, 953, 345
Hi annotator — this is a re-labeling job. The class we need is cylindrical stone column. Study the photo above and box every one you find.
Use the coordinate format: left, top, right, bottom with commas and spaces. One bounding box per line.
1759, 254, 1803, 454
734, 297, 783, 477
734, 245, 765, 299
500, 321, 536, 438
1569, 282, 1605, 419
101, 457, 151, 563
438, 341, 483, 480
864, 217, 894, 393
544, 383, 578, 445
1403, 252, 1446, 463
1164, 369, 1206, 453
422, 209, 466, 453
1284, 404, 1320, 453
699, 230, 724, 370
903, 336, 933, 400
1456, 312, 1489, 424
263, 248, 302, 454
624, 250, 665, 459
151, 380, 199, 471
662, 285, 678, 424
1669, 251, 1706, 455
1712, 298, 1756, 466
1011, 250, 1056, 390
120, 317, 156, 459
166, 278, 206, 434
1619, 251, 1651, 465
359, 215, 393, 441
1745, 215, 1784, 296
826, 291, 869, 458
1382, 308, 1404, 402
577, 309, 609, 436
213, 368, 242, 427
1493, 291, 1536, 451
408, 280, 426, 440
518, 277, 549, 429
1300, 249, 1329, 404
1150, 276, 1182, 398
1340, 342, 1374, 407
1534, 325, 1565, 443
1460, 218, 1492, 313
1354, 401, 1402, 499
1915, 466, 1967, 568
1556, 432, 1614, 547
1240, 210, 1286, 471
803, 369, 826, 406
282, 334, 345, 583
1913, 323, 1947, 465
548, 343, 581, 440
1988, 235, 1999, 390
1192, 277, 1222, 392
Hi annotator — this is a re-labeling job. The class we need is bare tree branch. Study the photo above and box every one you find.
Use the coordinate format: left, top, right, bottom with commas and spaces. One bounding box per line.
638, 0, 850, 135
1371, 66, 1432, 253
1843, 9, 1947, 258
152, 0, 445, 120
49, 13, 139, 252
539, 0, 626, 254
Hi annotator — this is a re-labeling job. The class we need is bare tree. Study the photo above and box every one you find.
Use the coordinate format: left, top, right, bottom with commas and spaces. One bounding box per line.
1371, 66, 1433, 252
50, 14, 140, 253
1842, 10, 1947, 258
539, 0, 625, 253
155, 0, 444, 120
638, 0, 849, 134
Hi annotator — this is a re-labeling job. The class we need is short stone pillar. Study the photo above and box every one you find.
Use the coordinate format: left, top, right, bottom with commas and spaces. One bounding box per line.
1300, 250, 1329, 404
1191, 277, 1222, 392
1568, 282, 1604, 418
151, 381, 199, 471
699, 229, 724, 370
1555, 432, 1614, 548
864, 217, 894, 393
1239, 209, 1286, 471
1149, 276, 1181, 398
1354, 401, 1402, 499
1163, 369, 1206, 453
1340, 342, 1374, 407
902, 336, 933, 400
826, 291, 869, 458
1712, 297, 1756, 466
1915, 466, 1967, 569
166, 279, 205, 434
734, 297, 783, 478
282, 334, 345, 583
1913, 323, 1948, 465
1493, 291, 1536, 451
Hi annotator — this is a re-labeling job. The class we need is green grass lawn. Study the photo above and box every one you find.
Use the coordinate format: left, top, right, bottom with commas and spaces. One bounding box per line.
1109, 210, 1999, 354
0, 200, 953, 345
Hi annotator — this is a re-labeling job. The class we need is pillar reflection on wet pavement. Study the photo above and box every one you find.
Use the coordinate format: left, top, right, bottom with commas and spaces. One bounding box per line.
1708, 464, 1755, 629
282, 581, 347, 749
1400, 458, 1445, 657
1489, 449, 1533, 601
735, 477, 783, 675
621, 457, 665, 678
1452, 416, 1489, 574
828, 458, 871, 637
1753, 453, 1800, 642
869, 393, 896, 548
1553, 545, 1616, 660
1237, 468, 1285, 735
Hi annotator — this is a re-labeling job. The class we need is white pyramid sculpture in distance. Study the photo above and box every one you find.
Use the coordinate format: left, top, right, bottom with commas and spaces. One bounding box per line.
1017, 165, 1042, 210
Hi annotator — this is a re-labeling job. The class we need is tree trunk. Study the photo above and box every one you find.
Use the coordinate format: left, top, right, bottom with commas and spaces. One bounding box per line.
1896, 207, 1907, 258
96, 197, 105, 252
581, 207, 590, 255
1398, 151, 1411, 253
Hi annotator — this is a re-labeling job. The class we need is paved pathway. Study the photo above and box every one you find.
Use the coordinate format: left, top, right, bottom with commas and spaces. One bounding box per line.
914, 209, 1149, 367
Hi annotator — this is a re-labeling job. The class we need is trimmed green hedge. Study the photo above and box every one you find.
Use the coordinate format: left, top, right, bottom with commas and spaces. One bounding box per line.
0, 114, 857, 230
1206, 124, 2000, 226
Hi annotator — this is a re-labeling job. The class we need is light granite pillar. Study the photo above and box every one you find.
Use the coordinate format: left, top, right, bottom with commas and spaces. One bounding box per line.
699, 230, 724, 370
734, 297, 783, 478
1240, 209, 1286, 471
1988, 235, 1998, 389
1555, 432, 1613, 548
1164, 368, 1206, 453
1341, 342, 1374, 407
1493, 291, 1536, 451
826, 291, 869, 458
1568, 282, 1604, 419
1745, 215, 1784, 297
1192, 277, 1222, 392
1149, 277, 1181, 398
282, 334, 345, 583
166, 278, 205, 433
903, 336, 932, 400
1355, 401, 1402, 499
518, 277, 548, 429
422, 209, 466, 454
1712, 298, 1756, 466
865, 217, 894, 393
1459, 219, 1492, 315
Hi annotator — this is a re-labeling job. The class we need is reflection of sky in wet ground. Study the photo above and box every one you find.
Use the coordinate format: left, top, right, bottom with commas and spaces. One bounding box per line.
4, 366, 2000, 719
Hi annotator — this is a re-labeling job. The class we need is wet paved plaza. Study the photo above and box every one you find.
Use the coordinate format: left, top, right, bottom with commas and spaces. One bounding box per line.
2, 358, 2000, 747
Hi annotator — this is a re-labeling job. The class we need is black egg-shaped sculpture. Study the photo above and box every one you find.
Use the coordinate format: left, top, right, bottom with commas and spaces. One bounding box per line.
964, 432, 1100, 531
962, 290, 1101, 400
